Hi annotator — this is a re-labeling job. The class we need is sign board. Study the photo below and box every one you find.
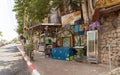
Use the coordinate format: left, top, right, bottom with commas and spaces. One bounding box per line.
61, 11, 81, 27
96, 0, 120, 8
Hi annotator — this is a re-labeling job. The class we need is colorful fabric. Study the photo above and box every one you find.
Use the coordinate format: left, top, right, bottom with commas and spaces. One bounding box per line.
88, 21, 100, 30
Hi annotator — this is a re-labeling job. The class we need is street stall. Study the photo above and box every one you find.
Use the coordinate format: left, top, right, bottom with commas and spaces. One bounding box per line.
41, 23, 61, 57
51, 11, 80, 61
73, 20, 88, 62
52, 28, 74, 61
51, 11, 87, 61
29, 23, 61, 57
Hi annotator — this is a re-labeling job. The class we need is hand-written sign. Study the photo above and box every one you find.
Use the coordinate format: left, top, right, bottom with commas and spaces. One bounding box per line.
61, 11, 81, 27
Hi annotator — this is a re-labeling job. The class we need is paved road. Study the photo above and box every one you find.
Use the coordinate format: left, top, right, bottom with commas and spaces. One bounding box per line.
0, 44, 31, 75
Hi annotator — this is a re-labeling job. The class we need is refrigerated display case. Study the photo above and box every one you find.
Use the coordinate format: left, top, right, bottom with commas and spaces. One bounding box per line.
87, 30, 98, 63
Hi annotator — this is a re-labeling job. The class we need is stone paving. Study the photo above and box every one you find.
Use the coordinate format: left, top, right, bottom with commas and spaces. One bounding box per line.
32, 51, 110, 75
18, 44, 120, 75
104, 68, 120, 75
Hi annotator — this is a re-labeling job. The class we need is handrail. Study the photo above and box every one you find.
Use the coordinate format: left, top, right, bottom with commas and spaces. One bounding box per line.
107, 45, 112, 71
105, 44, 120, 71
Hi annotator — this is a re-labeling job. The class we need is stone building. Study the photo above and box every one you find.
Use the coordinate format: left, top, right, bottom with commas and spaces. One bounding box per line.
97, 2, 120, 66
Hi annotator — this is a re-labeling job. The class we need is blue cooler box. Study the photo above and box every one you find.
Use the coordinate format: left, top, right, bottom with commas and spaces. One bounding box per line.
52, 47, 74, 61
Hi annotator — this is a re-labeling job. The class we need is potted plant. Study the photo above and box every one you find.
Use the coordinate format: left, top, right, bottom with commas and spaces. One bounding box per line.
25, 43, 34, 61
75, 48, 84, 62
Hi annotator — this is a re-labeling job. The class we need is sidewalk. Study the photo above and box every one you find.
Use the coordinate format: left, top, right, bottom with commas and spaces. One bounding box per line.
18, 45, 110, 75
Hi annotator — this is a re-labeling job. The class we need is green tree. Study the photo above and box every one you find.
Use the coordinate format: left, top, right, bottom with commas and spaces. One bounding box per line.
52, 0, 82, 12
0, 31, 3, 41
13, 0, 53, 41
13, 0, 25, 34
13, 0, 52, 60
13, 0, 51, 25
12, 38, 18, 43
1, 39, 7, 43
0, 31, 3, 37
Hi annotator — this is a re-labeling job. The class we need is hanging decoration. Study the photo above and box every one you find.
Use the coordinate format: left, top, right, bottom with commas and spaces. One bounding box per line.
74, 25, 79, 33
88, 21, 100, 31
79, 24, 85, 35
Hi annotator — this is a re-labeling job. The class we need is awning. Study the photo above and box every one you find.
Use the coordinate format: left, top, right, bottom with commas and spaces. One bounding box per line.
99, 4, 120, 15
28, 23, 62, 35
96, 0, 120, 9
92, 2, 120, 21
29, 23, 61, 30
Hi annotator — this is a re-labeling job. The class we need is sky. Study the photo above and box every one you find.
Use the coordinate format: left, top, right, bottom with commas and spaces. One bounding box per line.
0, 0, 18, 42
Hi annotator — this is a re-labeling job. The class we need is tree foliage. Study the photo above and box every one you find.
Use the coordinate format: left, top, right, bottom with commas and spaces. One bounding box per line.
14, 0, 53, 35
52, 0, 81, 11
12, 38, 18, 43
0, 31, 2, 37
13, 0, 82, 35
13, 0, 25, 34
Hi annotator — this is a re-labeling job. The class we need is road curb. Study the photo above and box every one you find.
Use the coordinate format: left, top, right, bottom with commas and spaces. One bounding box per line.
16, 44, 40, 75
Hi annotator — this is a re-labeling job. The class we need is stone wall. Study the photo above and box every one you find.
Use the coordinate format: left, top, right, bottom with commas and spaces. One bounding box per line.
99, 11, 120, 66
